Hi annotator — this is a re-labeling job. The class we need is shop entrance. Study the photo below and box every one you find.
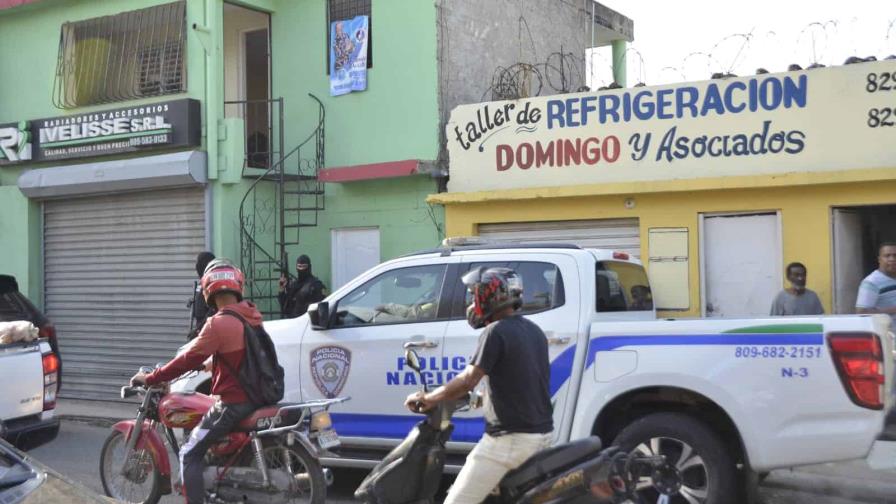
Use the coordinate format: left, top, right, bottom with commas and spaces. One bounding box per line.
45, 188, 206, 401
700, 212, 782, 318
832, 205, 896, 314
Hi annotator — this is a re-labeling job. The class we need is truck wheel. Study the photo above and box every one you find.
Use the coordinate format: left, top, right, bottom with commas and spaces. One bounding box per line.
612, 412, 736, 504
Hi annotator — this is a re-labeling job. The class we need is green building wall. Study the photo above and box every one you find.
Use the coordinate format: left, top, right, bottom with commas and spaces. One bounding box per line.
0, 0, 445, 301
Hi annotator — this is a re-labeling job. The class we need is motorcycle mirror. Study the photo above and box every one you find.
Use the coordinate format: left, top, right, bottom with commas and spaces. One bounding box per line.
405, 349, 422, 372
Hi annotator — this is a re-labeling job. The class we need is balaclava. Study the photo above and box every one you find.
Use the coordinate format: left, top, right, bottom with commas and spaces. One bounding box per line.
195, 251, 216, 278
296, 254, 312, 281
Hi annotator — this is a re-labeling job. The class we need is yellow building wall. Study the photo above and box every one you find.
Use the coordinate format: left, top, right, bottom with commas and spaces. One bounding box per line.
439, 179, 896, 318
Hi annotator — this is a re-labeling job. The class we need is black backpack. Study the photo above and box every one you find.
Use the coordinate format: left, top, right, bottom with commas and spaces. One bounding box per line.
220, 310, 285, 406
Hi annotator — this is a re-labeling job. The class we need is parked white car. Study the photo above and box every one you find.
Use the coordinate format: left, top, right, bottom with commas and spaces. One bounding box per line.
174, 243, 893, 500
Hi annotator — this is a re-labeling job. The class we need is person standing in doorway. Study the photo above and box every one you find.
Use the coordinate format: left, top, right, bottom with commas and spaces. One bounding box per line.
770, 262, 824, 316
188, 251, 216, 340
856, 243, 896, 325
278, 254, 326, 318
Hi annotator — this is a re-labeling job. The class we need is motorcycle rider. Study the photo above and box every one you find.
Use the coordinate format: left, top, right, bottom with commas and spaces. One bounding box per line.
404, 267, 553, 504
130, 259, 263, 504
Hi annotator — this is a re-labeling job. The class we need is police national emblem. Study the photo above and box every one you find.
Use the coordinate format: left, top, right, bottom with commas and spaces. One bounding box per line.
310, 345, 351, 398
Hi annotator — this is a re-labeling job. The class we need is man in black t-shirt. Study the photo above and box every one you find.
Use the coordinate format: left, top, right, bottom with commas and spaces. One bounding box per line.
404, 267, 553, 504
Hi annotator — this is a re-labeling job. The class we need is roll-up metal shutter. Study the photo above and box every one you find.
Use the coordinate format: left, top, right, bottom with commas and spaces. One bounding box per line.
44, 188, 205, 401
478, 218, 641, 258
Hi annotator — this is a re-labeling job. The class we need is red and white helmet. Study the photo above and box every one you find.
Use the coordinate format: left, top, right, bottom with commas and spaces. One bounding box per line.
201, 258, 245, 307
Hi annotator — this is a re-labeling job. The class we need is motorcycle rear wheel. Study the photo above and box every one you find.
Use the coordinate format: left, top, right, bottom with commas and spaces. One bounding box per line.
261, 442, 326, 504
100, 430, 163, 504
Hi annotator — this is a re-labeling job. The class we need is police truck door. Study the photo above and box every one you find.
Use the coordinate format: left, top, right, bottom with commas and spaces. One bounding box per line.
440, 252, 581, 444
299, 256, 457, 444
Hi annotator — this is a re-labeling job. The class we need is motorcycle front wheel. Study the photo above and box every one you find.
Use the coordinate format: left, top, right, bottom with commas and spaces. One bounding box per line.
99, 430, 163, 504
261, 442, 326, 504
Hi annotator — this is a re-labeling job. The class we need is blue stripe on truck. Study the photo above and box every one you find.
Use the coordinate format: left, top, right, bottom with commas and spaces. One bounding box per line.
330, 413, 487, 442
584, 332, 824, 368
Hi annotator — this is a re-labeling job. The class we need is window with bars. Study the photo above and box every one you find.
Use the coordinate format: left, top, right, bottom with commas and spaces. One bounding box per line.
326, 0, 372, 73
52, 1, 186, 109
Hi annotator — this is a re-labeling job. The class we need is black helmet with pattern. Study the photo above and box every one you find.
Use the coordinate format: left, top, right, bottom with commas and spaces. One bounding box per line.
462, 267, 523, 329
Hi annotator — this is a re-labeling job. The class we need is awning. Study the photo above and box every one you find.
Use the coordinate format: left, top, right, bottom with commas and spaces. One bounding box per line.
17, 150, 207, 199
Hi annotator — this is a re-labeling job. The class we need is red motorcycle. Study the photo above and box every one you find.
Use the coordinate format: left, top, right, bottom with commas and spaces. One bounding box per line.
99, 367, 348, 504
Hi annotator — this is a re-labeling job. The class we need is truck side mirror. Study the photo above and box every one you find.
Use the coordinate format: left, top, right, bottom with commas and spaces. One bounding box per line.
309, 302, 330, 330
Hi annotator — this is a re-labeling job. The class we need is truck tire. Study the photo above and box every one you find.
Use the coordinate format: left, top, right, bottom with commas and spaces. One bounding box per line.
612, 412, 736, 504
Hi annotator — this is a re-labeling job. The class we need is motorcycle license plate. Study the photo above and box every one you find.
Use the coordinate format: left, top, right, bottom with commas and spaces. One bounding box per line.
317, 429, 340, 449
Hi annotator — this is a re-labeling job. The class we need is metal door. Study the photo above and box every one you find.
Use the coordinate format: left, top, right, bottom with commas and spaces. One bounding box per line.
701, 213, 781, 318
44, 188, 205, 401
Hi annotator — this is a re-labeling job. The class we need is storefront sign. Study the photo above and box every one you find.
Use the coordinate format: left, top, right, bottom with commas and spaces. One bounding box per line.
446, 61, 896, 192
0, 99, 200, 164
0, 121, 32, 164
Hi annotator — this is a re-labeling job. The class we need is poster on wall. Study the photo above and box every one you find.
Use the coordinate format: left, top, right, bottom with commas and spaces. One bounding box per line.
329, 15, 368, 96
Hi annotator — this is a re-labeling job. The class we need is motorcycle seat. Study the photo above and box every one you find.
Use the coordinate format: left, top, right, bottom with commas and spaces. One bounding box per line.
237, 403, 303, 431
499, 436, 603, 494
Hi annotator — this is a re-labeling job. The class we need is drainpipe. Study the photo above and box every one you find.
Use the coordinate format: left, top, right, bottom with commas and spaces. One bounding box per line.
192, 0, 222, 181
611, 39, 627, 87
191, 0, 225, 252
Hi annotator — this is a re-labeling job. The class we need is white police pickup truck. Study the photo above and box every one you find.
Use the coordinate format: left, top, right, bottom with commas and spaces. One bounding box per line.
176, 243, 893, 501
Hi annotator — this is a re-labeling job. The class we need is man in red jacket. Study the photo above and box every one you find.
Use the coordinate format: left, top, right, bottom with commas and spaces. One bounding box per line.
130, 259, 263, 504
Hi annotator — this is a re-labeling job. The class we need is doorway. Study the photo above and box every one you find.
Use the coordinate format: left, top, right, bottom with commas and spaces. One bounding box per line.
700, 212, 782, 318
224, 3, 271, 168
832, 205, 896, 314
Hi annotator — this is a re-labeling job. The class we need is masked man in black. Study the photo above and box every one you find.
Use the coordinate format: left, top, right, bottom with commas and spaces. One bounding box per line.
278, 254, 326, 318
187, 251, 216, 340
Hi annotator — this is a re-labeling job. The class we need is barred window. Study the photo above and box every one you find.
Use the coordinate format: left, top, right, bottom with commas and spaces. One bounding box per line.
52, 1, 186, 109
326, 0, 372, 73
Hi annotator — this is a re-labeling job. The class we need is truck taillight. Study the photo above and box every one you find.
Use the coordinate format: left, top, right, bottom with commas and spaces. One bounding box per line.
612, 252, 630, 260
829, 333, 885, 410
42, 352, 59, 411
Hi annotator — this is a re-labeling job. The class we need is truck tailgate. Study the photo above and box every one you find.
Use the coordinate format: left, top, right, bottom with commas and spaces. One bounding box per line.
0, 342, 45, 420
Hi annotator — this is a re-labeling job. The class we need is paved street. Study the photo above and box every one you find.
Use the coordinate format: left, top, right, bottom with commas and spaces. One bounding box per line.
26, 419, 896, 503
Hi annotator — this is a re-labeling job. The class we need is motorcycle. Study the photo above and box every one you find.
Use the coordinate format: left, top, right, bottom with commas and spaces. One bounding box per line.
355, 349, 679, 504
99, 366, 348, 504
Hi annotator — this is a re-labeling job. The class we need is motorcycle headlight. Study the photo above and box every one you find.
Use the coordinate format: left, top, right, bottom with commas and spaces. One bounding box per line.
310, 411, 333, 431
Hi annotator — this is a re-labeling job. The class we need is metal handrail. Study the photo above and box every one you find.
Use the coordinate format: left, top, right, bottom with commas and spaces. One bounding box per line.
237, 94, 326, 317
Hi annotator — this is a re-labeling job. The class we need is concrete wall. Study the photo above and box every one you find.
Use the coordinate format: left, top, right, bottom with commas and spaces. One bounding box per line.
435, 0, 610, 177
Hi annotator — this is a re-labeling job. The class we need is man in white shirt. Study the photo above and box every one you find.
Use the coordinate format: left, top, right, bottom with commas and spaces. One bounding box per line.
855, 243, 896, 326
